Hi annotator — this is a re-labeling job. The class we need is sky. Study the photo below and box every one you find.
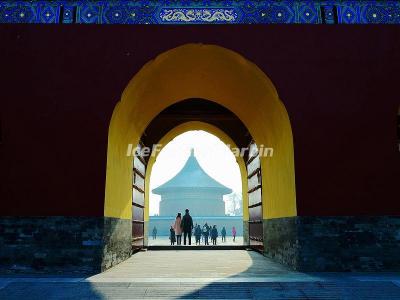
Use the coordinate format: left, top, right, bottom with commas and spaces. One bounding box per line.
149, 130, 242, 216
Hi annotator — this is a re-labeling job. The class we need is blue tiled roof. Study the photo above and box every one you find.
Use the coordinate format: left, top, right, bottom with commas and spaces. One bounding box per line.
152, 149, 232, 195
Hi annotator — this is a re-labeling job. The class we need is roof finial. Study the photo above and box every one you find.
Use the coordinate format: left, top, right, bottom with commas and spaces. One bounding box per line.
190, 148, 195, 156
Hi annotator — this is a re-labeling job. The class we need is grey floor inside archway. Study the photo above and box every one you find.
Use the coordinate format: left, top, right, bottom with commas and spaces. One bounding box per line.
1, 250, 400, 299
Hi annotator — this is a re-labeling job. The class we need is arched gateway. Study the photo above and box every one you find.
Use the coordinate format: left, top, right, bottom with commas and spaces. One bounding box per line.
103, 44, 296, 270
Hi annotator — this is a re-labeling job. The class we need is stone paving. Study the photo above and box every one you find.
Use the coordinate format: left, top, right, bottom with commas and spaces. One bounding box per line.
1, 250, 400, 299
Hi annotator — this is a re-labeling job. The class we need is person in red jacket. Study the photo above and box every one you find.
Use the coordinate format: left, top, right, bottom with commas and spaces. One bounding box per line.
173, 213, 182, 245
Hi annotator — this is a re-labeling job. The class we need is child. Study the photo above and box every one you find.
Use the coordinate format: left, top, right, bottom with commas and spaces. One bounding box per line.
170, 225, 176, 245
232, 226, 237, 242
194, 224, 202, 245
202, 223, 210, 245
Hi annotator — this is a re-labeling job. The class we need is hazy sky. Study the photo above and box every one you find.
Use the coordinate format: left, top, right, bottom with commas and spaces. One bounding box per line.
149, 130, 242, 216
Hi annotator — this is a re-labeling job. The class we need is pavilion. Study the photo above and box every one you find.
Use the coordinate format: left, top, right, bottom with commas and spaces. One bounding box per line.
150, 149, 243, 235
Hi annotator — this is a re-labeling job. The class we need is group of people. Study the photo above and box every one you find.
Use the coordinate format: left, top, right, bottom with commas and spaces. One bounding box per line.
170, 209, 194, 245
193, 223, 218, 245
160, 209, 237, 246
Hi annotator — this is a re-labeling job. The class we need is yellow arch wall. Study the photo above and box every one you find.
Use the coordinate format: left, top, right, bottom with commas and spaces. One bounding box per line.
143, 121, 249, 222
105, 44, 296, 220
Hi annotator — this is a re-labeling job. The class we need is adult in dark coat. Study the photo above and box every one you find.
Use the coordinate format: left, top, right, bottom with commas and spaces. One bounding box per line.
181, 208, 193, 245
152, 226, 158, 240
221, 226, 226, 242
211, 225, 218, 245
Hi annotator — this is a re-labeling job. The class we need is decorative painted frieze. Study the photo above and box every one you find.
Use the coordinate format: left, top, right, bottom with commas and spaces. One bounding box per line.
0, 1, 399, 24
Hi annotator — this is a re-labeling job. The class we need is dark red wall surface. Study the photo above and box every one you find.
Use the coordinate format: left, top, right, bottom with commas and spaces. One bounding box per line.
1, 25, 399, 216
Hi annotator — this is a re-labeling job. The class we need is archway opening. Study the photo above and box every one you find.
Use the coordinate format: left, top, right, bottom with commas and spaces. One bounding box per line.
148, 130, 244, 246
131, 98, 255, 249
130, 98, 269, 252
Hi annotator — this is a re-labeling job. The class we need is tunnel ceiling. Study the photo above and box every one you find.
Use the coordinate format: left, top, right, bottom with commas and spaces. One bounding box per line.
141, 98, 252, 159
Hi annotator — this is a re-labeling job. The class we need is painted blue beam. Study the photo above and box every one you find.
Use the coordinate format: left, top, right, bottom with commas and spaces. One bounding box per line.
0, 1, 399, 24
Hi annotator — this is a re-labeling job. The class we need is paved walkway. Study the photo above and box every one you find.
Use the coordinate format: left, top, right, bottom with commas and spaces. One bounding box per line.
1, 250, 400, 299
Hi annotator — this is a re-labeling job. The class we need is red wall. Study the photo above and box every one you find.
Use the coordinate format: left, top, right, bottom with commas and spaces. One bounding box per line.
1, 25, 399, 216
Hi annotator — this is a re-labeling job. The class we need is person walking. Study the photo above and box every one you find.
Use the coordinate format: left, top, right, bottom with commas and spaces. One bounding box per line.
232, 226, 237, 242
181, 209, 193, 245
174, 213, 182, 245
221, 226, 226, 242
169, 226, 176, 245
152, 226, 157, 240
194, 224, 202, 245
202, 223, 210, 245
211, 225, 218, 245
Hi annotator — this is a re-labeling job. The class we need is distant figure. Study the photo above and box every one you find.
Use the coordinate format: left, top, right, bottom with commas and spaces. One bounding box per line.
181, 209, 193, 245
152, 226, 157, 240
232, 226, 237, 242
169, 226, 176, 245
174, 213, 182, 245
194, 224, 202, 245
202, 223, 210, 245
221, 226, 226, 242
211, 225, 218, 245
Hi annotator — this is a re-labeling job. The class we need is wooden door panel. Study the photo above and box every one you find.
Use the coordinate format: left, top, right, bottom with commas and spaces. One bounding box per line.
249, 205, 262, 222
133, 172, 145, 190
248, 188, 262, 206
132, 206, 144, 222
247, 169, 261, 190
132, 142, 146, 251
132, 222, 144, 238
134, 156, 146, 175
132, 188, 145, 207
246, 141, 264, 251
247, 155, 260, 175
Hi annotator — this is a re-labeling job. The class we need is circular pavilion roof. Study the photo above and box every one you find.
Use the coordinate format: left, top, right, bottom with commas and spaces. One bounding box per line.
152, 149, 232, 195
